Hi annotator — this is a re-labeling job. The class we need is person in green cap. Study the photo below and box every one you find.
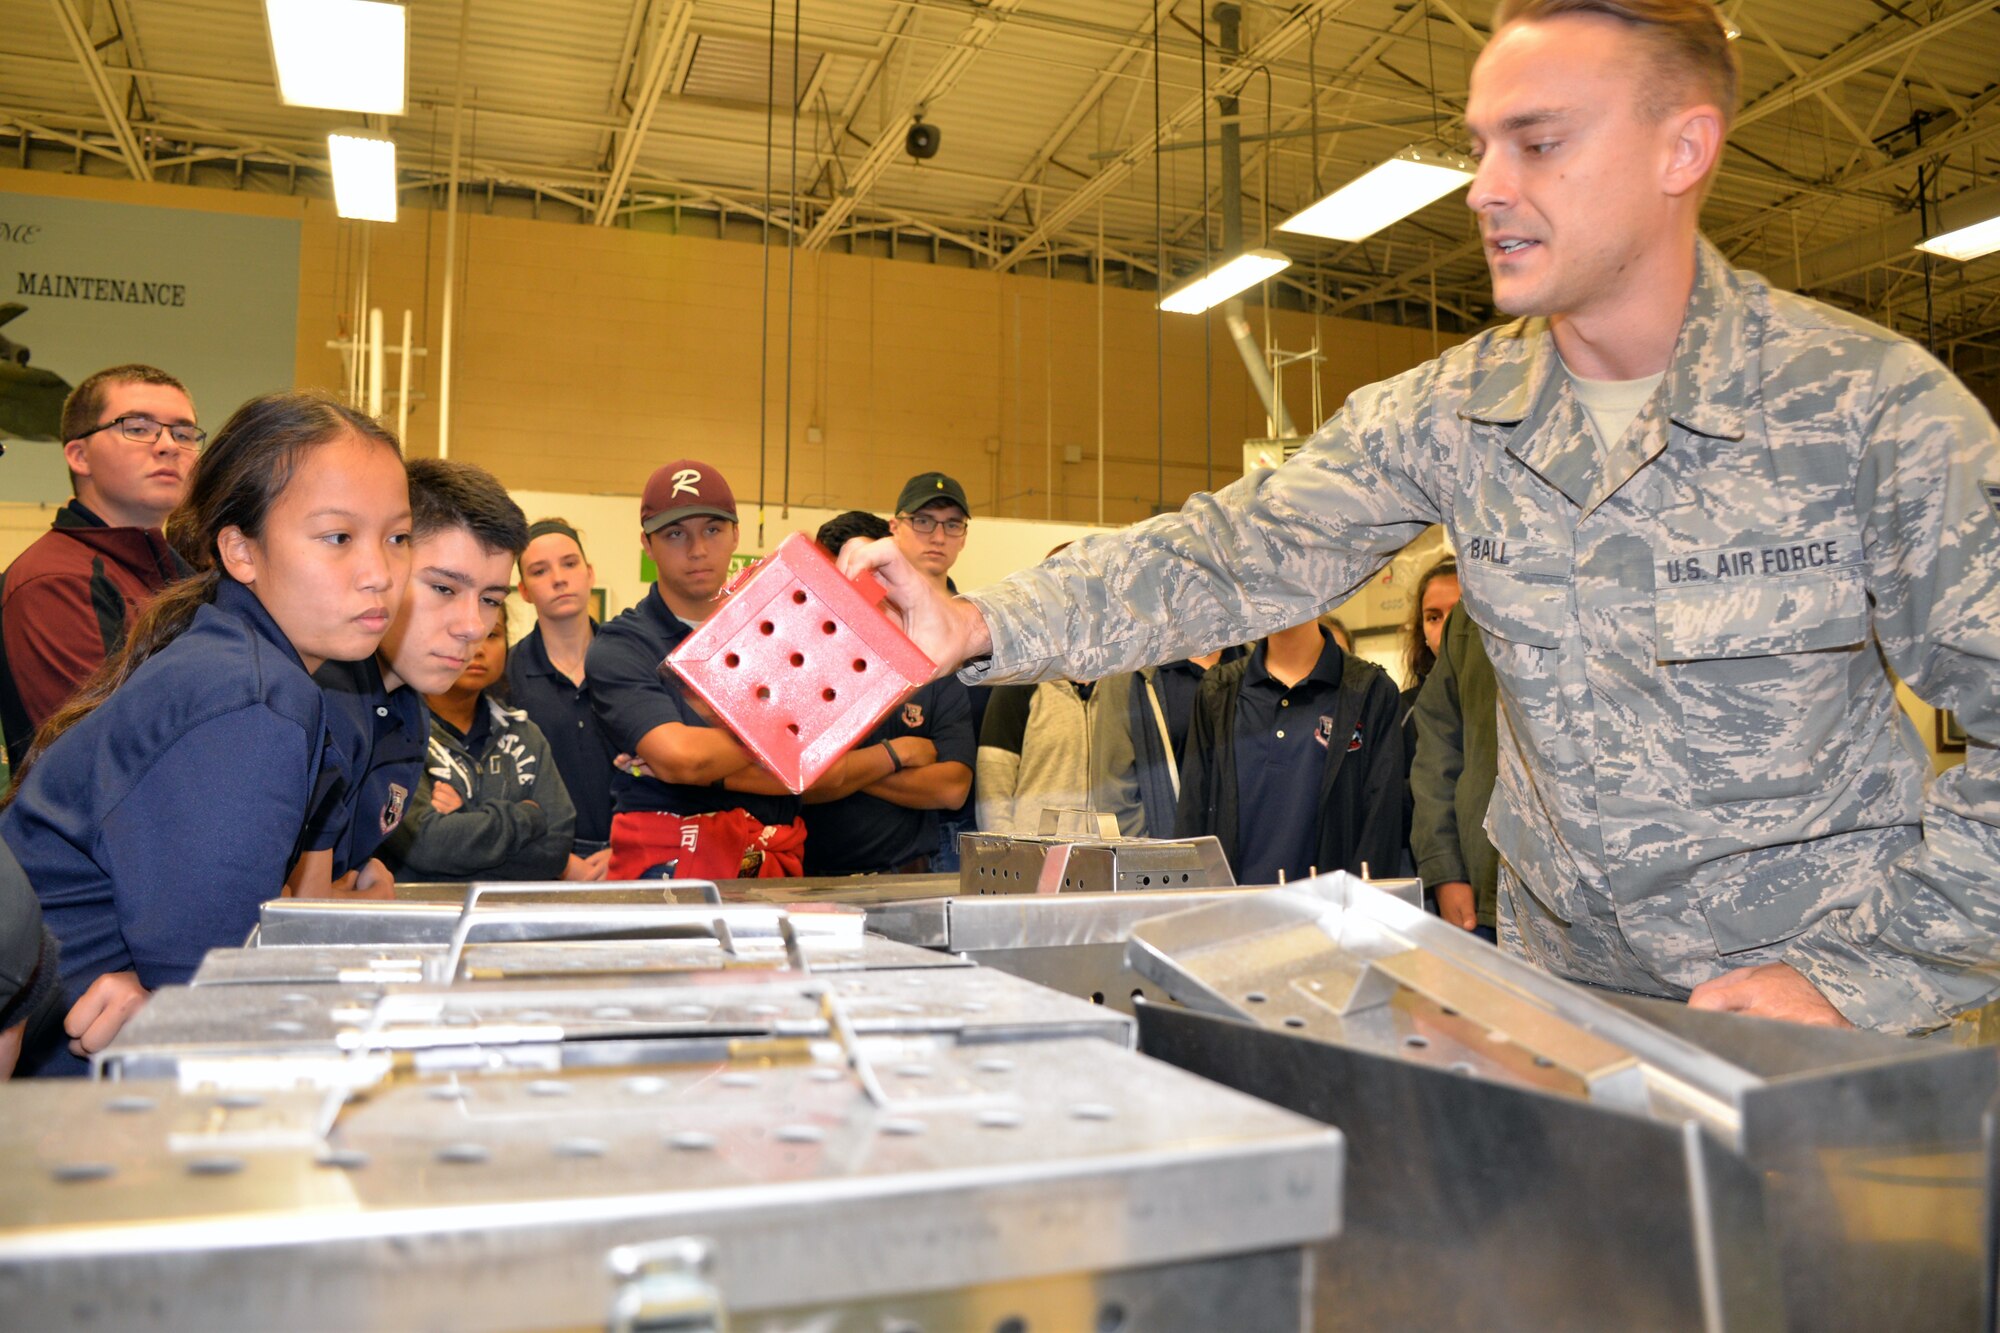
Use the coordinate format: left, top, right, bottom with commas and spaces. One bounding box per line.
889, 471, 971, 595
889, 472, 981, 867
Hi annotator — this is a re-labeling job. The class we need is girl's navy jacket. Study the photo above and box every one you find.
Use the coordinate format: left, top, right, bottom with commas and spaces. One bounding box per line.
0, 578, 339, 1019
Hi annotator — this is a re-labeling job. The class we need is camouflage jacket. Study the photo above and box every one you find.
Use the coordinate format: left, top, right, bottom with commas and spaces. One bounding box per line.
964, 236, 2000, 1034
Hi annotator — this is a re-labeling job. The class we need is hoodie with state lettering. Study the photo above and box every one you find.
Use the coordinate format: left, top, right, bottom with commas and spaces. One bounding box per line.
377, 695, 577, 881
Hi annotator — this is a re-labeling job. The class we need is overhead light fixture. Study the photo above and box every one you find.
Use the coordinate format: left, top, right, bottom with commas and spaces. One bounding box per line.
328, 132, 398, 222
1277, 144, 1475, 243
1159, 249, 1293, 315
266, 0, 407, 115
1916, 212, 2000, 262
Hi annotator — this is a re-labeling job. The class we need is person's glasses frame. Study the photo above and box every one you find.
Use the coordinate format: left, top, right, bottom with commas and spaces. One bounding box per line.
66, 414, 207, 451
898, 511, 969, 537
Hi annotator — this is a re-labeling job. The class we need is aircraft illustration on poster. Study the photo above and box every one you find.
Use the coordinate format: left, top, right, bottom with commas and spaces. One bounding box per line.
0, 302, 72, 442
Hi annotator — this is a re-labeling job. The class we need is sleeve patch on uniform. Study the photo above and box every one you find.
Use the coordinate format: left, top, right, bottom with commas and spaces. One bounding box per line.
1983, 481, 2000, 529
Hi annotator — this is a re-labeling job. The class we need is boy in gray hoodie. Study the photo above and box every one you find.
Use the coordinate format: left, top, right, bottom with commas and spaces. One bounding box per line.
379, 620, 577, 881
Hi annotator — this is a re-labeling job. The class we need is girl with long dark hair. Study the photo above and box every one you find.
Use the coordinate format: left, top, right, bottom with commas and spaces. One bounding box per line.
0, 391, 410, 1073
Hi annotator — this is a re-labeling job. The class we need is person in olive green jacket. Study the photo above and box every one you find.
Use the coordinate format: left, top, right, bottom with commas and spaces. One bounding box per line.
1410, 604, 1499, 940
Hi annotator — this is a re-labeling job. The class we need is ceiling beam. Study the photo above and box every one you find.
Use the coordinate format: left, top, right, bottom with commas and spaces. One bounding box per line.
1734, 0, 1997, 132
1735, 9, 1889, 162
46, 0, 151, 181
801, 0, 1024, 251
593, 0, 697, 225
997, 0, 1357, 272
1166, 0, 1440, 251
991, 6, 1163, 223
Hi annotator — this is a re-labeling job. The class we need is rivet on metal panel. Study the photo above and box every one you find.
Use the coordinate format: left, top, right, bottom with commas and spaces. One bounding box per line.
434, 1143, 490, 1165
978, 1109, 1025, 1129
555, 1138, 608, 1158
667, 1131, 717, 1152
51, 1162, 115, 1183
185, 1155, 245, 1177
879, 1118, 927, 1136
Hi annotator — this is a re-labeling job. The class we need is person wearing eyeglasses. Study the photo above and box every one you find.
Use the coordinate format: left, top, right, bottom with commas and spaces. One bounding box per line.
888, 472, 985, 869
0, 365, 200, 767
888, 472, 972, 595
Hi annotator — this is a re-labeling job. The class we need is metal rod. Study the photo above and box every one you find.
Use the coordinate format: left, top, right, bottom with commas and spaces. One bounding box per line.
368, 307, 385, 418
396, 308, 413, 442
437, 0, 472, 459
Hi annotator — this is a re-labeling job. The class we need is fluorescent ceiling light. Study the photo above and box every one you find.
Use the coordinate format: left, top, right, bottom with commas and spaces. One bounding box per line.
1277, 144, 1475, 243
1159, 249, 1293, 315
1916, 213, 2000, 262
266, 0, 407, 115
328, 133, 398, 222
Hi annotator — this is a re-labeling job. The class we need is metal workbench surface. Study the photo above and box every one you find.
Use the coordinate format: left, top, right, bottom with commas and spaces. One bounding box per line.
0, 1035, 1343, 1332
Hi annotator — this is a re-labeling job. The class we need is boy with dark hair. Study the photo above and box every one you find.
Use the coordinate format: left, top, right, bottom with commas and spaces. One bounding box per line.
803, 513, 973, 875
292, 458, 531, 896
1, 364, 197, 765
378, 618, 577, 881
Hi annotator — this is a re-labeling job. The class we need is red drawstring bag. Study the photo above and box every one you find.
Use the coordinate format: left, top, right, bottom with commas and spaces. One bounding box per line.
608, 810, 807, 881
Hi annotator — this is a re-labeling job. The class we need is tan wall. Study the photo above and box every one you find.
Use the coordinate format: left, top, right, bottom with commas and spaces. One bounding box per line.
3, 165, 1452, 527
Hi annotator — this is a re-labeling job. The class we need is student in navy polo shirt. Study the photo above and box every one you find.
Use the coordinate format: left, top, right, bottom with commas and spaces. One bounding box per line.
0, 392, 411, 1074
804, 513, 973, 875
1177, 614, 1405, 886
507, 517, 615, 874
586, 461, 935, 880
290, 458, 529, 896
887, 471, 985, 870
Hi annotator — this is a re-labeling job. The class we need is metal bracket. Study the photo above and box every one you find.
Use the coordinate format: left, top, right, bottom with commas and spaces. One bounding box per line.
427, 880, 729, 984
607, 1236, 727, 1333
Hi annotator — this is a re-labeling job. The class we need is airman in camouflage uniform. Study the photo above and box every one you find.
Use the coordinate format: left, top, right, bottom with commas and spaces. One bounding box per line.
955, 236, 2000, 1033
843, 2, 2000, 1033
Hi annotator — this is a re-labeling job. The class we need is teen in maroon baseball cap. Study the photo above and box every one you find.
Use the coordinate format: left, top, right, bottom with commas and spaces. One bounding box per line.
641, 460, 738, 533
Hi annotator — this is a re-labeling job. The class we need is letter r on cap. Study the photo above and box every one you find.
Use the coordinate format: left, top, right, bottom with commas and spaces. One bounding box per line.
672, 468, 701, 498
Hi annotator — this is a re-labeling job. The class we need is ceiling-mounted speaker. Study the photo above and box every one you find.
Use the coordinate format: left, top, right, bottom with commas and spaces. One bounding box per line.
906, 120, 941, 160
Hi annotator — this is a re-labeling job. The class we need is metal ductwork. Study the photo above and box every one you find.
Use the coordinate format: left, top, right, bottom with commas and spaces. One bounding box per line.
1786, 180, 2000, 292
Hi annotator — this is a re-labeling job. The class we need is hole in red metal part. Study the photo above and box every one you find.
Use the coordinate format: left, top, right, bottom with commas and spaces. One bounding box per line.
755, 686, 772, 701
851, 659, 867, 672
724, 653, 740, 668
759, 621, 775, 636
821, 621, 837, 635
792, 590, 808, 604
822, 688, 836, 702
789, 653, 805, 667
786, 723, 800, 736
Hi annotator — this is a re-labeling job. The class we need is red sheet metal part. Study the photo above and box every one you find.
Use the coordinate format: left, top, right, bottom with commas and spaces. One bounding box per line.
667, 532, 936, 793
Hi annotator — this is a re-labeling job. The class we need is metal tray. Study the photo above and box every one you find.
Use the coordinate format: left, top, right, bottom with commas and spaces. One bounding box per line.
1127, 873, 2000, 1332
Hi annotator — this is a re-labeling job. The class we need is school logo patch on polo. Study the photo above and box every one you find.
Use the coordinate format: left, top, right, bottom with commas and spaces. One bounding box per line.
380, 782, 409, 835
902, 701, 925, 728
1349, 726, 1364, 752
1314, 715, 1335, 748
